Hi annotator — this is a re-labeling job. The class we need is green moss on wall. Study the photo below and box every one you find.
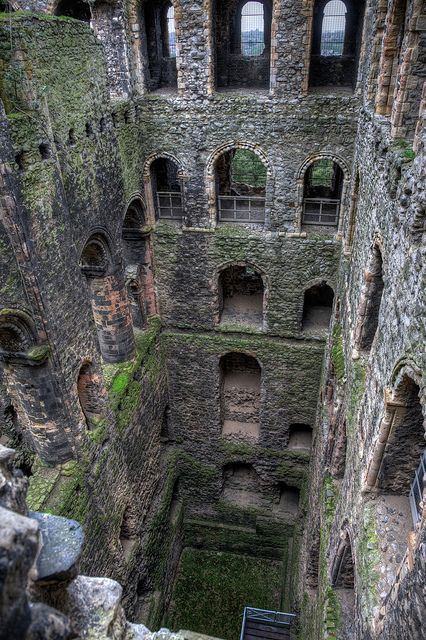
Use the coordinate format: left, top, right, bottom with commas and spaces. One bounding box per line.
331, 324, 345, 383
165, 548, 283, 640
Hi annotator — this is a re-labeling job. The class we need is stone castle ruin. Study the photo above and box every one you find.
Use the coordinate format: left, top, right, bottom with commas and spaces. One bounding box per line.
0, 0, 425, 638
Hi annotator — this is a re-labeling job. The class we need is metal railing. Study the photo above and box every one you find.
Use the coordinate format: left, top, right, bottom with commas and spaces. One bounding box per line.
303, 198, 340, 226
156, 191, 183, 220
409, 449, 426, 525
240, 607, 296, 640
218, 195, 265, 223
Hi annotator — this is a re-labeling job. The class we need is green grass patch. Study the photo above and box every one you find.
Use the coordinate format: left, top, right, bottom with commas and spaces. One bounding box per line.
166, 548, 283, 640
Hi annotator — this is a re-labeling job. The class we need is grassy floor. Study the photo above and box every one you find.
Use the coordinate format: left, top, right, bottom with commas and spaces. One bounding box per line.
165, 548, 283, 640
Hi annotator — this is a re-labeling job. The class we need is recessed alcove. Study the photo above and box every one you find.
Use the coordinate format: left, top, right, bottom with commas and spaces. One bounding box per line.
220, 353, 261, 438
302, 282, 334, 333
218, 265, 264, 328
275, 483, 300, 516
288, 424, 313, 451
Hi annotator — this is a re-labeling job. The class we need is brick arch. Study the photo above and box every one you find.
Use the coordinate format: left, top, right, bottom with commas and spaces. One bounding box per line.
79, 230, 116, 277
76, 359, 108, 431
123, 193, 147, 226
206, 141, 274, 227
330, 524, 356, 589
296, 152, 350, 234
0, 309, 37, 354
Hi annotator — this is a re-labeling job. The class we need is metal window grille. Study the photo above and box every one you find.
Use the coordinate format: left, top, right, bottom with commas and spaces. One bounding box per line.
303, 198, 340, 226
156, 191, 183, 219
409, 449, 426, 526
241, 1, 265, 57
240, 608, 296, 640
321, 0, 346, 56
218, 195, 265, 223
167, 5, 176, 58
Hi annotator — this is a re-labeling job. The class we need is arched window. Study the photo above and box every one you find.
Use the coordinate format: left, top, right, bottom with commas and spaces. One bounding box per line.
151, 158, 183, 220
220, 352, 261, 438
320, 0, 346, 56
216, 149, 267, 224
218, 265, 264, 327
309, 0, 365, 88
241, 2, 265, 57
302, 282, 334, 332
165, 3, 176, 58
215, 0, 272, 89
55, 0, 91, 21
143, 0, 178, 91
303, 159, 343, 227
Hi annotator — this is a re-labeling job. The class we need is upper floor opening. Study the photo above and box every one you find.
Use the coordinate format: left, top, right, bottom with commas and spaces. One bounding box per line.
215, 0, 272, 90
141, 0, 178, 92
309, 0, 365, 91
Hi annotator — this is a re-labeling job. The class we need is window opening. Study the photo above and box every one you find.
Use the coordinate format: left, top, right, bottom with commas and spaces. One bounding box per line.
303, 160, 343, 227
216, 149, 267, 224
166, 4, 176, 58
321, 0, 346, 56
241, 2, 265, 57
152, 158, 183, 220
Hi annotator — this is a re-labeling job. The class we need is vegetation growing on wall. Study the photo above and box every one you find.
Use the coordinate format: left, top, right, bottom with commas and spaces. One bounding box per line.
166, 548, 283, 640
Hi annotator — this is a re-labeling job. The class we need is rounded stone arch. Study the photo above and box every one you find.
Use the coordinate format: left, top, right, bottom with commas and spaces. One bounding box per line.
300, 277, 335, 332
143, 152, 187, 225
219, 348, 265, 372
122, 193, 147, 229
296, 152, 351, 234
79, 229, 116, 277
0, 309, 37, 354
142, 151, 187, 182
206, 141, 274, 227
389, 358, 424, 396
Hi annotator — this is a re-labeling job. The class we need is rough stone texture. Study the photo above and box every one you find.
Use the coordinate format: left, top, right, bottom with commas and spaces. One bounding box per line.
0, 1, 424, 639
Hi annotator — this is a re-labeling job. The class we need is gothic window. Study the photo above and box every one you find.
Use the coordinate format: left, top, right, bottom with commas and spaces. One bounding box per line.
302, 282, 334, 332
320, 0, 346, 56
215, 149, 267, 224
220, 352, 261, 438
218, 265, 264, 328
303, 159, 343, 227
241, 2, 265, 57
